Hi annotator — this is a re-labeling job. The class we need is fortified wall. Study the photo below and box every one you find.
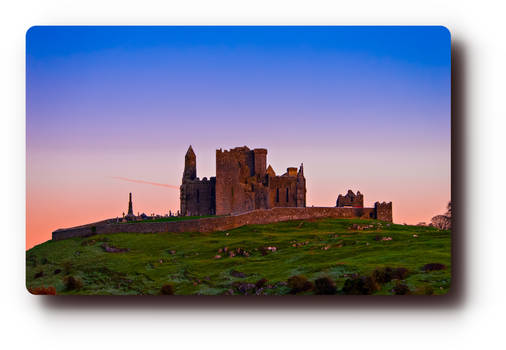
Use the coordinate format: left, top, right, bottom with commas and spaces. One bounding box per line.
52, 205, 393, 241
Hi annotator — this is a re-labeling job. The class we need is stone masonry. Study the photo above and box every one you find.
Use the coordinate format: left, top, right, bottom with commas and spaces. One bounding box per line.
52, 146, 393, 240
181, 145, 306, 216
52, 206, 392, 241
336, 190, 364, 207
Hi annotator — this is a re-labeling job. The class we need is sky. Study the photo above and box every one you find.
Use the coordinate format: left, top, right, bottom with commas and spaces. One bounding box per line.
26, 26, 451, 249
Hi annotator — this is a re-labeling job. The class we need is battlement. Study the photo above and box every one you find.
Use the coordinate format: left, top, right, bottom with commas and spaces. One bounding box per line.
374, 201, 393, 222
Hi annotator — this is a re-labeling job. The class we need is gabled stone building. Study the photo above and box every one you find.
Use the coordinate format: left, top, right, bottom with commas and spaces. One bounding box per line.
180, 145, 306, 216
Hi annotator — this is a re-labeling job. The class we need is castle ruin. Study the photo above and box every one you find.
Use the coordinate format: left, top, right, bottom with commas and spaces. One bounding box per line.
336, 190, 364, 207
180, 145, 306, 216
52, 145, 393, 241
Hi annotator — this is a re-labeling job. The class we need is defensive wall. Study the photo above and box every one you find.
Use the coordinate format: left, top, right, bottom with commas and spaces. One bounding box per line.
52, 204, 392, 241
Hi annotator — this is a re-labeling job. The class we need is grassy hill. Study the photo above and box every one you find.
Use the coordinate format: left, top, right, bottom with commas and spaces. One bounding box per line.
26, 218, 451, 296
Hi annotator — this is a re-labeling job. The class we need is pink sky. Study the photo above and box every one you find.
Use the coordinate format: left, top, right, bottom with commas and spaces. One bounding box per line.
26, 27, 450, 249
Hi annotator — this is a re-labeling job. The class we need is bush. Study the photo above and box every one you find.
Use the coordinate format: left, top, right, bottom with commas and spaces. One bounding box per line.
392, 267, 409, 280
392, 282, 411, 295
372, 267, 409, 284
63, 275, 83, 291
422, 263, 446, 272
314, 277, 337, 295
255, 278, 268, 289
28, 286, 56, 295
34, 271, 44, 279
287, 275, 313, 294
160, 284, 174, 295
342, 275, 379, 295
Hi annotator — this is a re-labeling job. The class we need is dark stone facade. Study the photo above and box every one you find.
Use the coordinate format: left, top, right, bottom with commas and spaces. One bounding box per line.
336, 190, 364, 207
180, 146, 216, 216
180, 145, 306, 216
375, 201, 393, 222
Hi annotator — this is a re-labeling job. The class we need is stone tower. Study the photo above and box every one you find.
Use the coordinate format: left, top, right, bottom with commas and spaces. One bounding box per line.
180, 145, 216, 216
296, 164, 306, 207
182, 145, 197, 182
128, 192, 133, 215
125, 192, 135, 221
181, 146, 306, 216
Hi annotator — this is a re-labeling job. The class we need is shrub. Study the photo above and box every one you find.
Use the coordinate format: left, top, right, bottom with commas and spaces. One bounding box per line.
422, 263, 446, 272
63, 275, 83, 291
34, 271, 44, 279
392, 267, 409, 280
372, 267, 409, 284
392, 282, 411, 295
54, 269, 62, 275
255, 278, 268, 289
314, 277, 337, 295
160, 284, 174, 295
342, 275, 379, 295
232, 282, 256, 295
287, 275, 313, 294
28, 286, 56, 295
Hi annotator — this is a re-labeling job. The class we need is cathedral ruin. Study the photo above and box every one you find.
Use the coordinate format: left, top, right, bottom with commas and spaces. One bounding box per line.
52, 145, 393, 241
180, 145, 306, 216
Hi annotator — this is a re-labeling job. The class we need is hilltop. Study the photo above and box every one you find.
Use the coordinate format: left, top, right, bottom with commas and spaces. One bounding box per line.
26, 218, 451, 295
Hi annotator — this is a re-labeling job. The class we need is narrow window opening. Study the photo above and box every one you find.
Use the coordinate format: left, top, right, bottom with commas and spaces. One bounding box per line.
286, 188, 289, 202
276, 188, 280, 203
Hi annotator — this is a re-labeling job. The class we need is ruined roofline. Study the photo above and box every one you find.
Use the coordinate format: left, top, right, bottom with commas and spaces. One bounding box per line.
216, 146, 267, 154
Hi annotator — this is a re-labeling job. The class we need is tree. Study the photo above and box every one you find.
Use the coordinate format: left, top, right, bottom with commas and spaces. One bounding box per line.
446, 201, 452, 218
431, 215, 451, 230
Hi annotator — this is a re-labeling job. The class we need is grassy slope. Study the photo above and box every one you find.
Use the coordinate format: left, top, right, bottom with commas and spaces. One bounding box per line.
26, 218, 451, 295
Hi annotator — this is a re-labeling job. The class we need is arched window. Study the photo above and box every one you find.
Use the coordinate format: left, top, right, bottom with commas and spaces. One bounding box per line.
286, 188, 289, 202
276, 188, 280, 203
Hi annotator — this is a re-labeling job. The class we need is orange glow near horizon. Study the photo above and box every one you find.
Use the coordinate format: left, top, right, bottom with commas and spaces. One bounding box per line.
26, 157, 450, 250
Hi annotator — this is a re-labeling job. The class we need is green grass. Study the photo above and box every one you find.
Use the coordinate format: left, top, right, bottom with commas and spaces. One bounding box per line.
26, 218, 451, 296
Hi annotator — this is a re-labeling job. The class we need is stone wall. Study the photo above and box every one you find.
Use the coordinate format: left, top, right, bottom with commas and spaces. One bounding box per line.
375, 201, 393, 222
268, 175, 298, 208
215, 147, 258, 215
52, 205, 392, 241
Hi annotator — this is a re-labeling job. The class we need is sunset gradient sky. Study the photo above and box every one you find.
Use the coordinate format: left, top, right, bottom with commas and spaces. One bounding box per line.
26, 26, 451, 249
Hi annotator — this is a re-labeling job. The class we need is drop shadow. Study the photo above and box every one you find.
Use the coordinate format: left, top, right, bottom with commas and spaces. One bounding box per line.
38, 40, 467, 312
